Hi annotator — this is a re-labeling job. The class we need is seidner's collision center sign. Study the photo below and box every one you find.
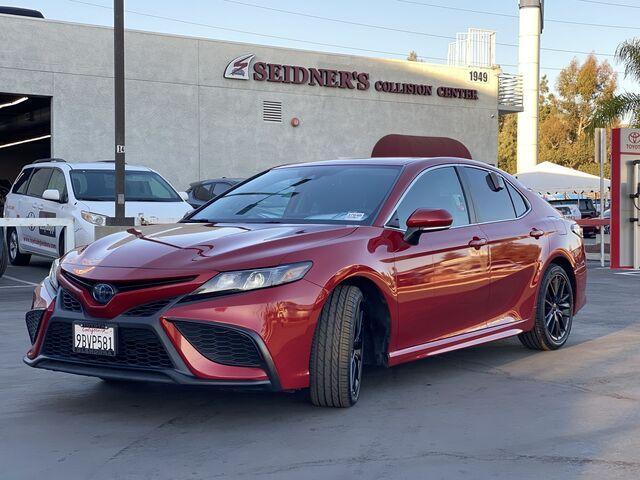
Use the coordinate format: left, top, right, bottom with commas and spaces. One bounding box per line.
224, 54, 479, 101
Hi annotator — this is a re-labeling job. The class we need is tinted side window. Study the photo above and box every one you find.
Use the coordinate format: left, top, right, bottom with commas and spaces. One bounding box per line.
211, 182, 231, 196
463, 167, 516, 222
390, 167, 470, 229
507, 183, 528, 217
579, 199, 595, 211
12, 168, 33, 194
25, 168, 53, 198
193, 185, 212, 201
47, 169, 68, 201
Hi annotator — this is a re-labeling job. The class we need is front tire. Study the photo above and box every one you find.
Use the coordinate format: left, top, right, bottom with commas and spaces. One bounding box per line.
309, 285, 364, 408
519, 264, 574, 350
7, 228, 31, 266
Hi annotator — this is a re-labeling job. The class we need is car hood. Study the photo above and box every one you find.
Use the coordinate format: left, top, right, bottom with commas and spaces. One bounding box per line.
62, 223, 358, 273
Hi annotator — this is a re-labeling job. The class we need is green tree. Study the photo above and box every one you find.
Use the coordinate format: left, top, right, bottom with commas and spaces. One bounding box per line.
592, 38, 640, 128
498, 114, 517, 173
498, 56, 616, 176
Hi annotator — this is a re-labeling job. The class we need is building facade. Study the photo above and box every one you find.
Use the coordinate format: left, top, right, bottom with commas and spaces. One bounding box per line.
0, 14, 514, 190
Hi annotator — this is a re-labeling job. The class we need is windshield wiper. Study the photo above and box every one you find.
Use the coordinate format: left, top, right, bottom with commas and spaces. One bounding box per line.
182, 218, 212, 223
235, 178, 311, 216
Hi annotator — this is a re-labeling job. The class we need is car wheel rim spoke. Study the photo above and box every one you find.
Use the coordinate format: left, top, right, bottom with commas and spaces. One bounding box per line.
350, 307, 364, 399
9, 234, 17, 259
545, 311, 555, 329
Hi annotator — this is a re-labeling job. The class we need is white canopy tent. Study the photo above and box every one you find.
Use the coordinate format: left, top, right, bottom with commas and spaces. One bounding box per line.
514, 161, 610, 195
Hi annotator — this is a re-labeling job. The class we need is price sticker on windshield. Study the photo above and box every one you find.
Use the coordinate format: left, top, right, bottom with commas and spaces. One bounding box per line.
345, 212, 366, 221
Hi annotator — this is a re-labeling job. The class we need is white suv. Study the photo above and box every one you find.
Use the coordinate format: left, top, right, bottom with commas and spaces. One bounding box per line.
3, 159, 193, 264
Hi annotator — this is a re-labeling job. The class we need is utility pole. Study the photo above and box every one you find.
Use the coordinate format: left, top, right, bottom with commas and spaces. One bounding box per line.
111, 0, 133, 226
517, 0, 543, 173
595, 128, 607, 267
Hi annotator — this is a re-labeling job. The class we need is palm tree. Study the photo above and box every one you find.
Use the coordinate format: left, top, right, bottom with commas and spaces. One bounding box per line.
591, 39, 640, 128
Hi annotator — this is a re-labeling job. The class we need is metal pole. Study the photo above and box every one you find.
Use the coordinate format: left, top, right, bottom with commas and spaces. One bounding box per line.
632, 160, 640, 270
113, 0, 130, 225
517, 0, 543, 173
599, 128, 606, 267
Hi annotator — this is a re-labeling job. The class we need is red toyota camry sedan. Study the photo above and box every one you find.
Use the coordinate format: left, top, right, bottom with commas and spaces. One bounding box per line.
25, 158, 586, 407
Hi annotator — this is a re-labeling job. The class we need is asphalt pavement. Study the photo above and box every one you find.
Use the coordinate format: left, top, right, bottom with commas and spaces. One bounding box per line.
1, 259, 640, 479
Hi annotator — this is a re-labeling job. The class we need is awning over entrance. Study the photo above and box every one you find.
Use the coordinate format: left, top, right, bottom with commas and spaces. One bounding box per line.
371, 134, 471, 159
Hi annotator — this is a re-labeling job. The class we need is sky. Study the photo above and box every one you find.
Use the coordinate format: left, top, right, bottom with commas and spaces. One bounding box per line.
9, 0, 640, 93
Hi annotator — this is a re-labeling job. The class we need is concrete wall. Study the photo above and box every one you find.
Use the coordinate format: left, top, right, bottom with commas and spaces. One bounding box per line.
0, 14, 499, 190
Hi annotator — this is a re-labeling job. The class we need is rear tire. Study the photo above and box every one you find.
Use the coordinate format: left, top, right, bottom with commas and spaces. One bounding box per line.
309, 285, 365, 408
7, 228, 31, 266
0, 228, 7, 277
519, 264, 574, 351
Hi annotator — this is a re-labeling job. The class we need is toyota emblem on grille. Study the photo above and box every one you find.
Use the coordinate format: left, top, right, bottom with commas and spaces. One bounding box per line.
92, 283, 116, 304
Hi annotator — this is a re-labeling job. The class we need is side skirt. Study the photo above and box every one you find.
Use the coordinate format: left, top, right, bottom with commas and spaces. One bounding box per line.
387, 320, 528, 367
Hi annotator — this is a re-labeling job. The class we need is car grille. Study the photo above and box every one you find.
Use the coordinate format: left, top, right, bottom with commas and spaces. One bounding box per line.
62, 270, 196, 292
60, 289, 82, 313
25, 309, 45, 344
123, 299, 173, 317
171, 320, 263, 368
42, 321, 173, 369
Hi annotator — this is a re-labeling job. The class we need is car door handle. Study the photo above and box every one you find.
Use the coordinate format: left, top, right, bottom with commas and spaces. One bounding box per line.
468, 236, 488, 249
529, 228, 545, 239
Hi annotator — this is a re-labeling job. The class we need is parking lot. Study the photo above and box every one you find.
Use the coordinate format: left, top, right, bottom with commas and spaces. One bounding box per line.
1, 259, 639, 479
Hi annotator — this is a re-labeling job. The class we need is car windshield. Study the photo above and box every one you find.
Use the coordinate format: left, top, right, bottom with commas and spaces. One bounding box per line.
188, 165, 401, 225
70, 170, 181, 202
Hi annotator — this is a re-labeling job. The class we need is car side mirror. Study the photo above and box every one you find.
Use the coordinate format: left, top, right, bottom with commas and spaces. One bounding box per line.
404, 208, 453, 245
178, 191, 189, 202
42, 189, 61, 202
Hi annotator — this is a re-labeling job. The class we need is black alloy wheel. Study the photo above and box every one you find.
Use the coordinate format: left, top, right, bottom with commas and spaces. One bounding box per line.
350, 304, 364, 401
519, 264, 574, 350
544, 272, 572, 343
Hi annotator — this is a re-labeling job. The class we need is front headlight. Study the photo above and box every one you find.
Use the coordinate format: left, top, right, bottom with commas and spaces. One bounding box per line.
189, 262, 313, 299
570, 222, 583, 238
81, 210, 108, 226
48, 258, 61, 290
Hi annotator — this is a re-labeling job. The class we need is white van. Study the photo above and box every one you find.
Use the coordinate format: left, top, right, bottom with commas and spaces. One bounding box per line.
3, 159, 192, 264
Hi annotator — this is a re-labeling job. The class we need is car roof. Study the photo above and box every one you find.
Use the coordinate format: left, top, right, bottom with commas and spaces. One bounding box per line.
190, 177, 243, 186
275, 157, 491, 169
23, 160, 153, 172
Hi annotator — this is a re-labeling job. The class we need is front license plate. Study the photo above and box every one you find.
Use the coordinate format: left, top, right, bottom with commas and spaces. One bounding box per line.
73, 323, 116, 356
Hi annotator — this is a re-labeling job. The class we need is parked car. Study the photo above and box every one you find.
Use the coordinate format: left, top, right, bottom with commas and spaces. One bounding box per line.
553, 204, 581, 221
185, 177, 243, 208
25, 158, 586, 407
593, 199, 610, 215
548, 198, 598, 237
3, 159, 192, 264
0, 179, 11, 216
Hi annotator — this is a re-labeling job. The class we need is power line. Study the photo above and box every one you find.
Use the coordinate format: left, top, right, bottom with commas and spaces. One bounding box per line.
66, 0, 622, 74
399, 0, 640, 31
576, 0, 640, 9
222, 0, 455, 41
398, 0, 517, 18
66, 0, 447, 61
223, 0, 616, 57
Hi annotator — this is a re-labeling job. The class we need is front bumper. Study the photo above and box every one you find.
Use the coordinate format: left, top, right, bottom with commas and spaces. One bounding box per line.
23, 356, 273, 389
25, 277, 327, 390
